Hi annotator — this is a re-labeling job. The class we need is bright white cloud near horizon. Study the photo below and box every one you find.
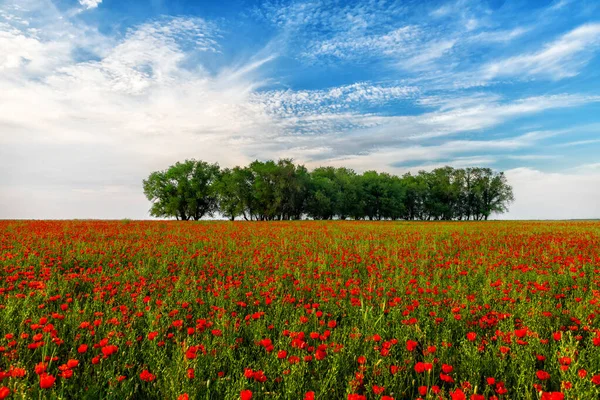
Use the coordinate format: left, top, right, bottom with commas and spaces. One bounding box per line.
1, 0, 599, 220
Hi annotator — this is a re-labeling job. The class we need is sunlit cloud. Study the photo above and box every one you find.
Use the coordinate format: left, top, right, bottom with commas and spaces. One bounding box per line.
1, 0, 600, 219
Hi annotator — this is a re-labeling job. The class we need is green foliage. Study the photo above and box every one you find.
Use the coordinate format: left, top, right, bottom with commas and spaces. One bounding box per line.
143, 160, 514, 220
142, 160, 220, 220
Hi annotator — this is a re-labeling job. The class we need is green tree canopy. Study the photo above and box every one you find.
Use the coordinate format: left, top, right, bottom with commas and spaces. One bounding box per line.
144, 160, 514, 221
143, 160, 220, 220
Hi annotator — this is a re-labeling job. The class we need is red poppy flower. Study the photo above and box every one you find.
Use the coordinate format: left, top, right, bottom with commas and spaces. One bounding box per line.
406, 340, 418, 351
139, 370, 156, 382
0, 387, 11, 400
442, 364, 453, 374
34, 363, 47, 375
415, 362, 433, 373
347, 395, 366, 400
537, 370, 551, 381
372, 385, 385, 395
39, 374, 56, 389
514, 328, 527, 338
450, 388, 465, 400
540, 392, 564, 400
10, 368, 26, 378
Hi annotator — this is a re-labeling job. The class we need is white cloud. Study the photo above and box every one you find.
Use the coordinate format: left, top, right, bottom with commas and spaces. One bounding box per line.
245, 92, 599, 163
257, 0, 461, 72
400, 39, 456, 70
1, 0, 600, 219
258, 0, 405, 31
0, 185, 148, 219
430, 4, 453, 18
556, 138, 600, 147
292, 129, 556, 173
0, 10, 277, 219
505, 154, 561, 160
469, 27, 529, 43
570, 163, 600, 173
79, 0, 102, 10
482, 23, 600, 80
329, 95, 596, 151
0, 0, 109, 76
497, 167, 600, 219
548, 0, 572, 11
255, 82, 418, 117
301, 26, 420, 61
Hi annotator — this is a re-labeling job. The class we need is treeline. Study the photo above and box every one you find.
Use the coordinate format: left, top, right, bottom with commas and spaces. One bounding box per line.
143, 159, 514, 221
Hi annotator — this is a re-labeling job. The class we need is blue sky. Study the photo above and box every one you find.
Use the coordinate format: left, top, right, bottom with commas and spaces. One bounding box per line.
1, 0, 599, 219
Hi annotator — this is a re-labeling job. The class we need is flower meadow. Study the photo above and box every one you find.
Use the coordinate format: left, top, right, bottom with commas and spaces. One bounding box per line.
1, 221, 600, 400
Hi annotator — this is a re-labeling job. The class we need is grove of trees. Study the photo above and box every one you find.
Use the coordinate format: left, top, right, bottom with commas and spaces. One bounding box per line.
143, 159, 514, 221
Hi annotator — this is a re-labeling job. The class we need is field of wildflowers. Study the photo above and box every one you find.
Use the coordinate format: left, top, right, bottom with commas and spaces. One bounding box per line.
1, 220, 600, 399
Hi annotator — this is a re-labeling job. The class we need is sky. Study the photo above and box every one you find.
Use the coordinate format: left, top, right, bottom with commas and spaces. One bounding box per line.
1, 0, 599, 220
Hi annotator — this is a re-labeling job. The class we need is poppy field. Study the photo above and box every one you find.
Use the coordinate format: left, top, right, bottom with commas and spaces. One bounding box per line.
1, 220, 600, 400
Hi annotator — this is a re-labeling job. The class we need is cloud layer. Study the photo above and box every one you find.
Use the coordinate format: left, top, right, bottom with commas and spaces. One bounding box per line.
1, 0, 600, 219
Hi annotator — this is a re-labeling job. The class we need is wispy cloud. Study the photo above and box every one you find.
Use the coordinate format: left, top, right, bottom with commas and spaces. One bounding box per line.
505, 154, 562, 160
547, 0, 572, 12
0, 0, 107, 76
257, 0, 406, 31
256, 0, 462, 72
79, 0, 102, 10
250, 93, 598, 164
400, 39, 456, 71
0, 7, 275, 198
256, 0, 585, 84
317, 130, 560, 170
468, 27, 530, 43
300, 26, 419, 62
255, 83, 418, 116
1, 0, 600, 219
555, 138, 600, 147
482, 23, 600, 80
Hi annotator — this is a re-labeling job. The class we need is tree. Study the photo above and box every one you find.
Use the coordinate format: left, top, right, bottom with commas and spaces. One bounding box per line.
214, 168, 245, 221
422, 167, 459, 221
143, 159, 514, 221
401, 173, 427, 220
234, 166, 258, 221
470, 168, 514, 220
306, 167, 339, 220
143, 160, 220, 220
274, 159, 309, 220
380, 174, 406, 220
334, 167, 361, 220
360, 171, 387, 220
